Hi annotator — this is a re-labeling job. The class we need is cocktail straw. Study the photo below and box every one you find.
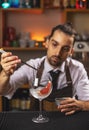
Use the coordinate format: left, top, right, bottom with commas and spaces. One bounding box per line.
21, 60, 37, 70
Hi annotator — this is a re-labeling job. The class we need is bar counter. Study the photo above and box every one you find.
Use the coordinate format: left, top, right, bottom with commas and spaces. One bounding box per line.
0, 111, 89, 130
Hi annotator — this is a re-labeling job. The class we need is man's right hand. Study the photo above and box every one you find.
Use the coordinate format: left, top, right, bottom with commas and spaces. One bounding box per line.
1, 52, 21, 76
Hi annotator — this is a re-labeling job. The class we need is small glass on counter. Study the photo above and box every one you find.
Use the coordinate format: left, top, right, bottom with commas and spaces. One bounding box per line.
55, 97, 68, 106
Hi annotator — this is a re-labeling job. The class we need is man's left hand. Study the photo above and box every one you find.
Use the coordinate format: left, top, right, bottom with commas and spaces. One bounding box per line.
58, 97, 84, 115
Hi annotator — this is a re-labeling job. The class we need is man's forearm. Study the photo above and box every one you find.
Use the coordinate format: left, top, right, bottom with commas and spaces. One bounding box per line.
0, 70, 11, 95
80, 100, 89, 111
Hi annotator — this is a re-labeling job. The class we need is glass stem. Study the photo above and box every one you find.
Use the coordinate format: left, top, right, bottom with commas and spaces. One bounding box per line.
39, 99, 43, 117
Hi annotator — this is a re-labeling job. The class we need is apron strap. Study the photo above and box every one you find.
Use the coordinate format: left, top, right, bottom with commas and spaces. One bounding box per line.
65, 60, 73, 87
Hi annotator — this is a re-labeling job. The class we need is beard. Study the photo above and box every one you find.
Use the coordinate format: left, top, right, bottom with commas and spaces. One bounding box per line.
47, 55, 65, 67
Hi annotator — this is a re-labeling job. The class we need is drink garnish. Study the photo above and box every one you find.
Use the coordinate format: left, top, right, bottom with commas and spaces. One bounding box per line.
39, 81, 52, 95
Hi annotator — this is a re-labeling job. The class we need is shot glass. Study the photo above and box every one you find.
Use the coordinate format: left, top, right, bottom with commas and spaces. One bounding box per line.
55, 97, 68, 106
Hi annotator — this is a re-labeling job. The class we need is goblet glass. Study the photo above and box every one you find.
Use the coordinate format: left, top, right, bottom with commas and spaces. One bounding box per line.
30, 78, 52, 123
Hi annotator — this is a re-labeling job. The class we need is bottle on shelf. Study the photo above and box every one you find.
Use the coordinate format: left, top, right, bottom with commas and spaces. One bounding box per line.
52, 0, 60, 8
70, 0, 76, 8
76, 0, 87, 9
87, 0, 89, 8
32, 0, 40, 8
20, 89, 30, 111
9, 0, 19, 8
3, 26, 18, 47
44, 0, 52, 8
19, 32, 32, 48
1, 0, 10, 8
24, 0, 31, 8
63, 0, 68, 8
10, 88, 30, 111
10, 89, 21, 111
10, 94, 20, 111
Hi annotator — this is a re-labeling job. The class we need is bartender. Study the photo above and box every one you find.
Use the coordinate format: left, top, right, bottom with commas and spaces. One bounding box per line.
0, 22, 89, 115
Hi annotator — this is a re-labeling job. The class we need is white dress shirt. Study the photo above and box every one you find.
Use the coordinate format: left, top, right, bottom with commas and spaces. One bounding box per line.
5, 56, 89, 101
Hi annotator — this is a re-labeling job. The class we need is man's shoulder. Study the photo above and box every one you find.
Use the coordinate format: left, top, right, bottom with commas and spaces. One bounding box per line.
68, 58, 84, 68
27, 56, 46, 68
30, 56, 46, 63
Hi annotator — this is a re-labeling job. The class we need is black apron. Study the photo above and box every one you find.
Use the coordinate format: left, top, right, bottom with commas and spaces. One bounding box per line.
30, 60, 73, 111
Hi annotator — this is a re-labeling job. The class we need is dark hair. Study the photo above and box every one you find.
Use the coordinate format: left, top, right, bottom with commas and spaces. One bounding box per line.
49, 22, 77, 44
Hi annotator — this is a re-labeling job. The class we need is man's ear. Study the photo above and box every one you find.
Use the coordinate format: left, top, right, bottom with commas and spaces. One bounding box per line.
70, 48, 74, 57
45, 39, 49, 48
72, 48, 74, 54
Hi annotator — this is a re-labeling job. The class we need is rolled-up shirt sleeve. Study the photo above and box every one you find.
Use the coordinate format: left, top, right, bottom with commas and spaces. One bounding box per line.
4, 60, 35, 99
4, 57, 45, 99
73, 64, 89, 101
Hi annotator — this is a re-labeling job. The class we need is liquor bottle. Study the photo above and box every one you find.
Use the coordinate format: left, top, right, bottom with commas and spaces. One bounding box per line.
10, 92, 20, 111
2, 0, 10, 8
9, 0, 19, 7
44, 0, 51, 8
24, 0, 31, 8
76, 0, 80, 8
31, 0, 40, 8
53, 0, 60, 8
70, 0, 76, 8
63, 0, 68, 8
19, 0, 24, 8
79, 0, 87, 9
87, 0, 89, 8
0, 0, 2, 7
20, 89, 30, 111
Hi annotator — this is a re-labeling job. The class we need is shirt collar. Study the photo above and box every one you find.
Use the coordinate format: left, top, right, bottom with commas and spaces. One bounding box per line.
44, 56, 71, 73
